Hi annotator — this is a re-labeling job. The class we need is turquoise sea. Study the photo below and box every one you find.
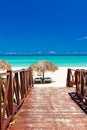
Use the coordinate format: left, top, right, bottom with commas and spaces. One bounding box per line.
0, 55, 87, 67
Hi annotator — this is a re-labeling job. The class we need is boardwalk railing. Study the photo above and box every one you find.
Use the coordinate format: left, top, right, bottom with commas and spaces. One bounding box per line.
78, 69, 87, 103
0, 68, 33, 130
67, 68, 77, 87
67, 68, 87, 104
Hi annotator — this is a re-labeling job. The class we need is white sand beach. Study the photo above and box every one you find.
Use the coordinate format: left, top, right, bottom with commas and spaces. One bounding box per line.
12, 67, 68, 87
1, 66, 87, 88
11, 67, 68, 87
30, 66, 87, 88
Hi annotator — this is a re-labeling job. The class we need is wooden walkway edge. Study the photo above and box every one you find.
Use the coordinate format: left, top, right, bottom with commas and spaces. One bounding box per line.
7, 87, 87, 130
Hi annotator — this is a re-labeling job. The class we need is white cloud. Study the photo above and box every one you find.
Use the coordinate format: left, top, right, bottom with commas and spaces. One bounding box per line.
77, 36, 87, 40
83, 37, 87, 39
49, 51, 56, 54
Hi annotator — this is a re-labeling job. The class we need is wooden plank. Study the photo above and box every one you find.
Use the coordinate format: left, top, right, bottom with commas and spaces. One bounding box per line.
7, 87, 87, 130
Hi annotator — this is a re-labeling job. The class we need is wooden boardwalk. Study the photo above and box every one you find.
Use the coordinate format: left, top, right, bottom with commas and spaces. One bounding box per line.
7, 87, 87, 130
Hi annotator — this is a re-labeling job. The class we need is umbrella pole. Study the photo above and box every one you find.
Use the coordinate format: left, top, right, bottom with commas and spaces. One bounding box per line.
42, 71, 44, 82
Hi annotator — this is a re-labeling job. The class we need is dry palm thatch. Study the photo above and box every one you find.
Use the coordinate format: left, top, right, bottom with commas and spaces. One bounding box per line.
0, 60, 11, 70
30, 60, 58, 79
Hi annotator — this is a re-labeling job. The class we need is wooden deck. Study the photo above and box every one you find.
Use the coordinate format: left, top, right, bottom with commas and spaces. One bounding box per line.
7, 87, 87, 130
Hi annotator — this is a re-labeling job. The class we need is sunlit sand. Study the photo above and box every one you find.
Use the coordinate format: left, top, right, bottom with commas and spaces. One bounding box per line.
1, 66, 87, 88
33, 67, 87, 88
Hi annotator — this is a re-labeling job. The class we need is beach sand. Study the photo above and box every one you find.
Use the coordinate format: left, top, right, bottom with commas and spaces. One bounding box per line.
11, 67, 68, 87
1, 66, 87, 88
33, 67, 67, 88
33, 67, 87, 88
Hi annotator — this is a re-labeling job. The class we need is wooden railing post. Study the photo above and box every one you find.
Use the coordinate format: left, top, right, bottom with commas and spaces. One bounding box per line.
0, 78, 2, 130
20, 71, 24, 98
23, 70, 26, 96
31, 69, 33, 87
75, 70, 80, 92
27, 70, 30, 90
29, 68, 33, 88
66, 68, 71, 87
81, 69, 84, 97
26, 71, 28, 91
7, 70, 13, 117
75, 70, 78, 91
25, 70, 29, 92
0, 68, 35, 130
15, 72, 20, 105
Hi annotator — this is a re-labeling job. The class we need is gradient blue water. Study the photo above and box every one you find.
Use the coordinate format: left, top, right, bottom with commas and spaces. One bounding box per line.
0, 55, 87, 67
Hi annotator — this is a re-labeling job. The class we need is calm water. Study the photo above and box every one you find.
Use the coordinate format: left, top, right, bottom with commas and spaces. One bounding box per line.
0, 55, 87, 67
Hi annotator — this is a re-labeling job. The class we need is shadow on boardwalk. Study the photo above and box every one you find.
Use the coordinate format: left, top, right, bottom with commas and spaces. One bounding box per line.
8, 87, 87, 130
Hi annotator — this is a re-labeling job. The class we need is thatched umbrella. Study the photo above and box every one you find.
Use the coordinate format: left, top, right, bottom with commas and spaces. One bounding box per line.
0, 60, 11, 70
29, 60, 58, 79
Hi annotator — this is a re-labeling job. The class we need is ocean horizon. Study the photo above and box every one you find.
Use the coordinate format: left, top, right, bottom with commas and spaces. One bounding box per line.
0, 55, 87, 67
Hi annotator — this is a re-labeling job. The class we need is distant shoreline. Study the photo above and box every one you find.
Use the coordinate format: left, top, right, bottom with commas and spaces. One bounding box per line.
0, 55, 87, 67
0, 54, 87, 56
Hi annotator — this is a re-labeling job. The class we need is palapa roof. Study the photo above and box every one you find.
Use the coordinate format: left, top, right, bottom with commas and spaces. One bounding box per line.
0, 60, 11, 70
30, 60, 58, 72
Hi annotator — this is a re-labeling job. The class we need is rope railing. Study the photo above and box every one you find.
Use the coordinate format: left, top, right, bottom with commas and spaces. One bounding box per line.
0, 68, 33, 130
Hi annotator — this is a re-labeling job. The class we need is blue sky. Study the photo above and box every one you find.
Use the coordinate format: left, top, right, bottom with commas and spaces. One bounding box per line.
0, 0, 87, 54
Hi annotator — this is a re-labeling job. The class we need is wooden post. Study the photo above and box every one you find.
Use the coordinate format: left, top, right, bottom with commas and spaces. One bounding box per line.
75, 70, 78, 91
26, 71, 29, 90
0, 78, 2, 130
29, 68, 33, 88
7, 70, 13, 117
30, 69, 33, 87
29, 69, 31, 87
81, 69, 84, 97
20, 71, 24, 98
66, 68, 71, 87
75, 70, 80, 92
28, 69, 30, 89
15, 72, 20, 105
23, 70, 26, 95
25, 70, 29, 91
42, 70, 44, 82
